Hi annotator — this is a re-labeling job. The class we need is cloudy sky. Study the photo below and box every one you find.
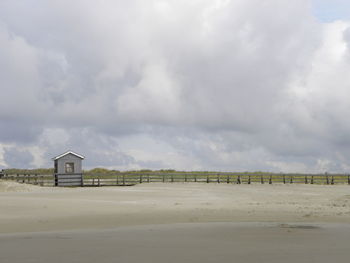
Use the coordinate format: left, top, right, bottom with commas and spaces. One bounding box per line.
0, 0, 350, 172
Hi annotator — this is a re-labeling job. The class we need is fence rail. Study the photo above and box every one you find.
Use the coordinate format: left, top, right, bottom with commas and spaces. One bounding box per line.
1, 172, 350, 187
0, 173, 53, 186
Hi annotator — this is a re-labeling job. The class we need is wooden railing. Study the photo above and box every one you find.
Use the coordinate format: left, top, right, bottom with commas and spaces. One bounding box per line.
1, 172, 350, 187
54, 173, 83, 187
0, 173, 54, 186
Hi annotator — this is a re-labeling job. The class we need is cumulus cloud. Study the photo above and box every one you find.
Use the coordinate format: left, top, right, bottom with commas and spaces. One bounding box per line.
0, 0, 350, 172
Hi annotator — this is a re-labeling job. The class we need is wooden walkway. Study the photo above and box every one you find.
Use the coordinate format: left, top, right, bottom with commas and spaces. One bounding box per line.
1, 173, 350, 187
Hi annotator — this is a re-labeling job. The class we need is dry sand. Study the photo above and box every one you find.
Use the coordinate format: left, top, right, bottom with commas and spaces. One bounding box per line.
1, 181, 350, 233
1, 181, 350, 262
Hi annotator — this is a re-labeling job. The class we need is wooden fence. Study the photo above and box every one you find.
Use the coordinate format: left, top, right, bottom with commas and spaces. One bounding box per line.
0, 173, 53, 186
1, 172, 350, 187
54, 173, 83, 187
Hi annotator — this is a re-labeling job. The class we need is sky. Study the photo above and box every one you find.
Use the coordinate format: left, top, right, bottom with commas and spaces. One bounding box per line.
0, 0, 350, 173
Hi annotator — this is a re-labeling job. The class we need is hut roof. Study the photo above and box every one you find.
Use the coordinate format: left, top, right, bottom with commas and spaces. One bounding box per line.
52, 151, 85, 160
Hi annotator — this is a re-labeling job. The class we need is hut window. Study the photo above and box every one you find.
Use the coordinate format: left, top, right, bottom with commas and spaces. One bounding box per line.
65, 162, 75, 173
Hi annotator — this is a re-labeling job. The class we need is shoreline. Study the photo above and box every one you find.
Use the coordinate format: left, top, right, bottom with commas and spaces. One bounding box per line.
2, 220, 350, 236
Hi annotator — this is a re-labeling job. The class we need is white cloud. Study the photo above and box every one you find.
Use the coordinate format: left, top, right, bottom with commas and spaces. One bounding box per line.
0, 144, 7, 167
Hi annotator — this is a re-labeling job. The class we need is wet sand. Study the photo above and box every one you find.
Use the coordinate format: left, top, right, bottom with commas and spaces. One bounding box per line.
1, 222, 350, 263
1, 181, 350, 262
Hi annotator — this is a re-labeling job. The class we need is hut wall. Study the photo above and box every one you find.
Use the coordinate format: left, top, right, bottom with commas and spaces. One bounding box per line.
56, 153, 82, 174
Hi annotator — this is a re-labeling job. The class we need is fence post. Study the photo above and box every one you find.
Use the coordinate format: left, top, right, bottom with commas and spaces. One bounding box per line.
194, 175, 197, 182
185, 174, 187, 182
171, 175, 174, 183
162, 175, 165, 183
290, 176, 293, 184
331, 176, 334, 185
261, 175, 264, 184
207, 175, 209, 183
147, 175, 150, 183
348, 175, 350, 185
227, 175, 230, 184
98, 178, 100, 186
269, 175, 272, 184
326, 175, 329, 185
305, 176, 308, 184
217, 174, 220, 183
123, 175, 125, 185
237, 175, 241, 184
41, 176, 44, 186
140, 175, 143, 184
35, 174, 38, 185
248, 176, 251, 184
283, 175, 286, 184
311, 176, 314, 184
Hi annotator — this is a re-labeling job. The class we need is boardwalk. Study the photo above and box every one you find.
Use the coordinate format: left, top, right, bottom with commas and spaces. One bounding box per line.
1, 172, 350, 187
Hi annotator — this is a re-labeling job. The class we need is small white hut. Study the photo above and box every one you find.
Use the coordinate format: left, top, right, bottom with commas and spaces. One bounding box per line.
52, 151, 85, 186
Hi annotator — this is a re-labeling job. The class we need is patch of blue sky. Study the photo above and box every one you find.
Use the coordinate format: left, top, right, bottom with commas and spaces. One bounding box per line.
312, 0, 350, 22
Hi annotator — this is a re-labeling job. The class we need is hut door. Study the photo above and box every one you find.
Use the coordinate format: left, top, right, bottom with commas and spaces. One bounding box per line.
54, 160, 58, 173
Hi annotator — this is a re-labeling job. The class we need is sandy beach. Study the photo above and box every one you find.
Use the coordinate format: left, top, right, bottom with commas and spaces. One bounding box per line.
1, 181, 350, 262
1, 181, 350, 233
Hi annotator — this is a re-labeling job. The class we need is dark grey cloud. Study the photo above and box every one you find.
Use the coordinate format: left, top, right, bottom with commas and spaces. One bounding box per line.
0, 0, 350, 172
3, 148, 34, 168
0, 120, 42, 143
40, 128, 136, 169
